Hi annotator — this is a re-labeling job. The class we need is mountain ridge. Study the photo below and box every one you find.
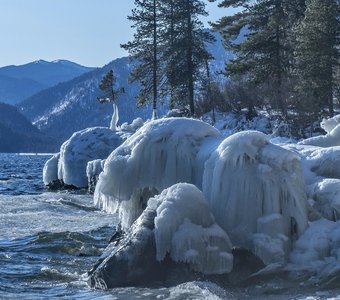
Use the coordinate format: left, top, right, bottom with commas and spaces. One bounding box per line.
0, 60, 94, 105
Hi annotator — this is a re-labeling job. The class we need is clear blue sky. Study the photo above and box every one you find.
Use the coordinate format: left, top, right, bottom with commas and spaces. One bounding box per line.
0, 0, 233, 68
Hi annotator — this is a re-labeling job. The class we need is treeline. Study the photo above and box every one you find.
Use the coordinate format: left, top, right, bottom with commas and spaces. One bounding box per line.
123, 0, 339, 134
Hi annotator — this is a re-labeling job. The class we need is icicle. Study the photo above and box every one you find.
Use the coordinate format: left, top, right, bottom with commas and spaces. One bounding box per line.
110, 102, 119, 131
151, 108, 157, 120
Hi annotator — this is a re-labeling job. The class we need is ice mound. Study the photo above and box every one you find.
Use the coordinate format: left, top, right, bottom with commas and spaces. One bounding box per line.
58, 127, 123, 187
43, 153, 60, 186
150, 183, 233, 274
309, 179, 340, 221
321, 114, 340, 134
88, 183, 233, 288
300, 123, 340, 147
43, 127, 124, 188
120, 117, 144, 132
203, 131, 308, 263
87, 159, 106, 192
285, 144, 340, 221
94, 118, 221, 229
291, 218, 333, 264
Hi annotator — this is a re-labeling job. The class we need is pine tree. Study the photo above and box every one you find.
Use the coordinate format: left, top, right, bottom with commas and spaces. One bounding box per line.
97, 70, 124, 131
211, 0, 306, 117
121, 0, 161, 119
294, 0, 339, 121
161, 0, 215, 115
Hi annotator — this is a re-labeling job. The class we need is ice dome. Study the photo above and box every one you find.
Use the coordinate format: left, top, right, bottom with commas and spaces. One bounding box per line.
94, 117, 221, 229
203, 131, 308, 263
43, 153, 60, 186
43, 127, 124, 188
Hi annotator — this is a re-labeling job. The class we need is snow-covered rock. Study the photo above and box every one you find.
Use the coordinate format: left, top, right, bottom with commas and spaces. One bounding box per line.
89, 183, 233, 288
120, 117, 144, 132
151, 183, 233, 275
321, 114, 340, 134
94, 117, 221, 229
285, 144, 340, 221
43, 127, 124, 188
42, 153, 60, 187
203, 131, 308, 263
299, 123, 340, 148
86, 159, 106, 193
58, 127, 123, 187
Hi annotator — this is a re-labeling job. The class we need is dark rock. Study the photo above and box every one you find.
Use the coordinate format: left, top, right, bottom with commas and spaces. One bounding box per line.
88, 206, 162, 289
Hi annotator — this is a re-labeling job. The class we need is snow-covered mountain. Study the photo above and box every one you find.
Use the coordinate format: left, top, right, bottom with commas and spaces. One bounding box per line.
19, 32, 231, 143
0, 103, 57, 152
19, 57, 158, 141
0, 60, 94, 104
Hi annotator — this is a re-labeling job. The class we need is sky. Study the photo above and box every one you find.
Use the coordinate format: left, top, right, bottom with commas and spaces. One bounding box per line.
0, 0, 233, 68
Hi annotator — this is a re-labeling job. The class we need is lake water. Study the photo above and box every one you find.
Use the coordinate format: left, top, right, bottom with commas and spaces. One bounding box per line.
1, 153, 340, 299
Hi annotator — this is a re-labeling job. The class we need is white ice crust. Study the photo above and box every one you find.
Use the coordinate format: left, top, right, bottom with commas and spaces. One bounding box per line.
94, 117, 221, 229
202, 131, 308, 263
300, 115, 340, 147
321, 114, 340, 134
58, 127, 123, 187
94, 118, 309, 267
149, 183, 233, 274
42, 112, 340, 278
43, 153, 60, 185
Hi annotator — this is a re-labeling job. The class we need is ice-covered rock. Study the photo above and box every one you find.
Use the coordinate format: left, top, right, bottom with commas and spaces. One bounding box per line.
87, 159, 106, 193
309, 179, 340, 221
58, 127, 123, 187
42, 153, 60, 187
88, 183, 233, 288
321, 114, 340, 134
151, 183, 233, 275
203, 131, 308, 263
94, 118, 221, 229
299, 123, 340, 148
120, 117, 144, 132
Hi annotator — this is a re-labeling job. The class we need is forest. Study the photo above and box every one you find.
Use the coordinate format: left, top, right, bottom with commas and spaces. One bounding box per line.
121, 0, 339, 137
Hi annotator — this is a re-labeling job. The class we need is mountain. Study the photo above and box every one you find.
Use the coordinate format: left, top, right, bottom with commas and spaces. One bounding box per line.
0, 60, 94, 105
19, 32, 231, 144
19, 57, 156, 141
0, 103, 58, 153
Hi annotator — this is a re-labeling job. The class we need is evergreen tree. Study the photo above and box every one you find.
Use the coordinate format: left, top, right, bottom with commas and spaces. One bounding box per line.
121, 0, 161, 119
97, 70, 124, 131
162, 0, 215, 115
211, 0, 306, 117
294, 0, 339, 121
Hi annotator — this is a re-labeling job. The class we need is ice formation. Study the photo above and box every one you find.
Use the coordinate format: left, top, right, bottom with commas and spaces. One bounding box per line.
321, 114, 340, 134
120, 117, 144, 132
89, 183, 233, 288
285, 144, 340, 221
57, 127, 124, 187
43, 153, 60, 186
42, 127, 124, 188
150, 183, 233, 274
202, 131, 308, 263
86, 159, 106, 192
109, 103, 119, 131
299, 123, 340, 147
94, 117, 221, 229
